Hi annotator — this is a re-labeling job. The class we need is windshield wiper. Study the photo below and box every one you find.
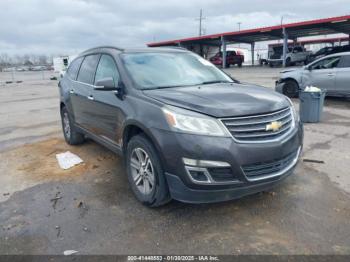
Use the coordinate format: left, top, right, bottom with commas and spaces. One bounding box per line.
145, 84, 194, 90
199, 80, 232, 85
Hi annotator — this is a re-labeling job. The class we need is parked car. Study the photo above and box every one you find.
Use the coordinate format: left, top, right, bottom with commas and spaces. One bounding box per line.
276, 52, 350, 97
307, 45, 350, 64
209, 51, 244, 68
268, 46, 311, 67
307, 46, 335, 64
59, 46, 303, 207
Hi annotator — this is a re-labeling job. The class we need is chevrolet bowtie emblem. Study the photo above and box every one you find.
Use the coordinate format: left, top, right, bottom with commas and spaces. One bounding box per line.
266, 121, 283, 132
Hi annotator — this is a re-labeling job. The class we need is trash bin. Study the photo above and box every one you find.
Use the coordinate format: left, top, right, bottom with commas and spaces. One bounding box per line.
299, 88, 326, 123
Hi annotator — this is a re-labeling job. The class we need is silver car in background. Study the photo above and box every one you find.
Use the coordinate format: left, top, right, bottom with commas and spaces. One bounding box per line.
276, 52, 350, 97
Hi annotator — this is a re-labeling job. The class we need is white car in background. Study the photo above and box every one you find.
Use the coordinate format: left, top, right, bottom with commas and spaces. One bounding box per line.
275, 52, 350, 97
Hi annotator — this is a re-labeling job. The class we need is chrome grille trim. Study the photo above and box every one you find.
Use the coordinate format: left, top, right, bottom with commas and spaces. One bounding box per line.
220, 107, 295, 143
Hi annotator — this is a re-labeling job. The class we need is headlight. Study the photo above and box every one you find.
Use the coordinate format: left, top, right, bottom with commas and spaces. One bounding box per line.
286, 97, 299, 125
162, 106, 230, 137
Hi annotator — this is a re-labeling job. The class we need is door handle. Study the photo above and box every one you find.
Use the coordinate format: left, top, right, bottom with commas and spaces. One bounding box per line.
87, 95, 94, 101
327, 73, 335, 77
69, 89, 75, 94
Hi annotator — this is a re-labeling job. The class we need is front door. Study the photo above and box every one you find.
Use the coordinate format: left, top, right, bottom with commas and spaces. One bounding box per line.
335, 55, 350, 96
89, 54, 124, 145
305, 56, 341, 92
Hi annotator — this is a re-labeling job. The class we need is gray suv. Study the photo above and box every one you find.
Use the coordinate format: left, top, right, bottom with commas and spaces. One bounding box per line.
59, 46, 303, 207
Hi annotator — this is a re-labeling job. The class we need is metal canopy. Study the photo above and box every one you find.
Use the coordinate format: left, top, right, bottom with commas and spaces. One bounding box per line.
148, 15, 350, 47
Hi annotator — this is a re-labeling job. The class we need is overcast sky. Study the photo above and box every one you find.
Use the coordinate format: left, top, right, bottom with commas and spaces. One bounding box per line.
0, 0, 349, 55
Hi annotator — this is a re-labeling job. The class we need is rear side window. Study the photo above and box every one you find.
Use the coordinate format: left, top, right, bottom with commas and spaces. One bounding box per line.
338, 55, 350, 68
67, 57, 83, 80
94, 55, 120, 86
77, 54, 100, 84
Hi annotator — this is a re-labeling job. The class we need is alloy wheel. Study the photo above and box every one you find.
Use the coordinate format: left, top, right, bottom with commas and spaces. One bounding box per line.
63, 112, 71, 139
130, 147, 155, 195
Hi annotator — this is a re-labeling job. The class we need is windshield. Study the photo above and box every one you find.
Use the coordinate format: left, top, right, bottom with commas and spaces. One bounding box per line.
121, 52, 234, 89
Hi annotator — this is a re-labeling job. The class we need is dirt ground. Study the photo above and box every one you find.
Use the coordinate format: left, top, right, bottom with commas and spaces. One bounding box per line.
0, 69, 350, 255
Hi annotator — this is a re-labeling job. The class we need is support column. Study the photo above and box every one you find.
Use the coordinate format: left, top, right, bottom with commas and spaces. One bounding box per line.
282, 28, 288, 67
221, 36, 227, 68
251, 42, 255, 66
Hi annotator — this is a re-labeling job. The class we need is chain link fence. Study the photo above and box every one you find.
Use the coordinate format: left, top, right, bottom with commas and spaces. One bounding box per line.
0, 69, 59, 86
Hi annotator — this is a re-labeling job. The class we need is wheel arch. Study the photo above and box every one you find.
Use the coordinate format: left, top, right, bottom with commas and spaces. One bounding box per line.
122, 121, 165, 163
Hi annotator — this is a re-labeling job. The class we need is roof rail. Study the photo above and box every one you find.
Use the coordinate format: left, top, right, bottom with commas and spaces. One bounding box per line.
81, 46, 124, 54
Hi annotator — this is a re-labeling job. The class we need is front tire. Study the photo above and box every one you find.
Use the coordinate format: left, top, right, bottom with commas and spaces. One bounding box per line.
286, 57, 291, 67
60, 106, 85, 145
283, 79, 299, 98
126, 134, 171, 207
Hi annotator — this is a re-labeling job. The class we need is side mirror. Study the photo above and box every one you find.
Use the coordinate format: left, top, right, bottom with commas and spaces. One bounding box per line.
94, 77, 117, 91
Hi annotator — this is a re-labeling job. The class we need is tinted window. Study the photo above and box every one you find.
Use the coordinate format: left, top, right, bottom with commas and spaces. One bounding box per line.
77, 54, 100, 84
310, 56, 341, 70
94, 55, 120, 86
67, 57, 83, 80
338, 55, 350, 68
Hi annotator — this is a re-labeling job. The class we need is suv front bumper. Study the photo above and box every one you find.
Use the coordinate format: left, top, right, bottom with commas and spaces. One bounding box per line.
165, 166, 297, 203
151, 122, 303, 203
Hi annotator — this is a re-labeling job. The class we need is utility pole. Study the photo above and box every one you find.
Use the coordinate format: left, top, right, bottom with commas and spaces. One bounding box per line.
196, 9, 206, 36
237, 22, 242, 47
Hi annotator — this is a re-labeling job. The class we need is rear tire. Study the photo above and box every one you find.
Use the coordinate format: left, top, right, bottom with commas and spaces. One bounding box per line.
126, 134, 171, 207
283, 79, 299, 98
60, 106, 85, 145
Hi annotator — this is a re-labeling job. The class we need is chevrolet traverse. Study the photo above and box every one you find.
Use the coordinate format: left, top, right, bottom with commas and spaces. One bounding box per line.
59, 46, 303, 207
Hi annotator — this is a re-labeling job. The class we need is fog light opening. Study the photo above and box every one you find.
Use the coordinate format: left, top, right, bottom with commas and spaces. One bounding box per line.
185, 166, 212, 184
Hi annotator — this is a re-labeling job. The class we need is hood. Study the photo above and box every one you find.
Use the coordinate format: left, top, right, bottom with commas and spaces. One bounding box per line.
143, 83, 289, 118
280, 67, 305, 78
280, 68, 303, 74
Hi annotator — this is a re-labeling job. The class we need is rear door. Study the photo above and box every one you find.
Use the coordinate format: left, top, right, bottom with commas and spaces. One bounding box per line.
335, 55, 350, 95
65, 57, 83, 114
73, 54, 100, 131
306, 56, 341, 92
90, 54, 124, 143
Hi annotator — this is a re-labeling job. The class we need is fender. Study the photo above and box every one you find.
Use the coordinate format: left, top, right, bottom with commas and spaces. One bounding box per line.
121, 119, 167, 165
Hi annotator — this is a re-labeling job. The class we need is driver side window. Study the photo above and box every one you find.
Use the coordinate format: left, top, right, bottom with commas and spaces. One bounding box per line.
310, 56, 340, 70
94, 55, 120, 86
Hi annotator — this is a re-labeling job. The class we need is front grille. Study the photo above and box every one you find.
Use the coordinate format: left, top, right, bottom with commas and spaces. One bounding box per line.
221, 107, 293, 143
242, 149, 299, 180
